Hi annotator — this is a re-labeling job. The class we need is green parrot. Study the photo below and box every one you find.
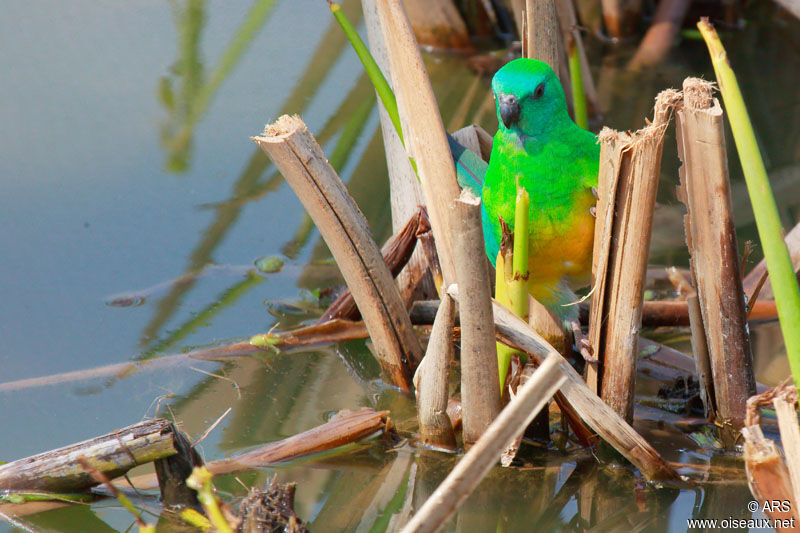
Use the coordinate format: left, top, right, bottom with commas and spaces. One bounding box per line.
452, 57, 599, 322
485, 57, 599, 321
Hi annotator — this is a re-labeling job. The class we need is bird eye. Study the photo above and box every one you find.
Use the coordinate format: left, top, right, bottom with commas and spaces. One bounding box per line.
533, 83, 545, 100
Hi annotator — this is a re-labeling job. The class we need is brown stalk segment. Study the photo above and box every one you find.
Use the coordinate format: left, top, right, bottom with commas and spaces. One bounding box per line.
589, 90, 681, 421
450, 190, 502, 446
0, 419, 180, 492
677, 77, 755, 428
376, 0, 462, 287
417, 294, 457, 449
253, 115, 422, 391
209, 408, 389, 475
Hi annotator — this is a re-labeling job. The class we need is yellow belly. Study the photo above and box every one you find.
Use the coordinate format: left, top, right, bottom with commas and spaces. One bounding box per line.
527, 192, 595, 304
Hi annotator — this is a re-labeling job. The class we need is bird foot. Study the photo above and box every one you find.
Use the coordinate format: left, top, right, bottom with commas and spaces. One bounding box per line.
569, 320, 597, 364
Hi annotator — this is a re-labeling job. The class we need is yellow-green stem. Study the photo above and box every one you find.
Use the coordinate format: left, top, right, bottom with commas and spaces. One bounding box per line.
509, 186, 530, 324
568, 42, 588, 130
187, 467, 234, 533
699, 19, 800, 388
496, 248, 514, 391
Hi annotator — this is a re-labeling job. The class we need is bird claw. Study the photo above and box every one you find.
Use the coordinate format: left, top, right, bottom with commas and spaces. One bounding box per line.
591, 186, 598, 199
569, 321, 597, 364
589, 206, 596, 218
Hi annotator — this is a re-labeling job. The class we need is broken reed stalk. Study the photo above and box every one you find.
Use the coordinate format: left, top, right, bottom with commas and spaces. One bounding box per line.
489, 299, 681, 481
451, 190, 501, 445
676, 77, 755, 429
587, 90, 681, 420
376, 0, 462, 287
359, 0, 433, 304
447, 285, 680, 481
253, 115, 422, 391
127, 409, 391, 491
399, 356, 567, 533
0, 419, 181, 492
417, 293, 457, 449
699, 19, 800, 390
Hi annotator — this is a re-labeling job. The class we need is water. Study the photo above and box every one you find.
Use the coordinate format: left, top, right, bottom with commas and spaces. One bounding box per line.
1, 0, 799, 530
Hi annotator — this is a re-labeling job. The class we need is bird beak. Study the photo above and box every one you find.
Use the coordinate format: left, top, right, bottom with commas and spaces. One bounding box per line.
498, 93, 520, 128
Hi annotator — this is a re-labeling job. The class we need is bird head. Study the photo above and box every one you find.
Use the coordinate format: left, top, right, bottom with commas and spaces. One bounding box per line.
492, 58, 568, 138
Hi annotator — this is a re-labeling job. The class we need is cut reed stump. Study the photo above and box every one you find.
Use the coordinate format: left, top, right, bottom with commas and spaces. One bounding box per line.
588, 89, 681, 420
376, 0, 463, 287
0, 418, 182, 493
676, 77, 755, 430
416, 293, 457, 449
254, 115, 422, 391
450, 190, 502, 446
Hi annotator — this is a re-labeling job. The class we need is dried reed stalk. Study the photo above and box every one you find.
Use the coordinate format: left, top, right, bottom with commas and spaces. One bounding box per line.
525, 0, 561, 79
677, 77, 755, 428
376, 0, 462, 287
450, 190, 502, 445
449, 285, 680, 481
417, 293, 457, 449
253, 115, 421, 391
399, 356, 567, 533
360, 0, 433, 305
587, 90, 681, 420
